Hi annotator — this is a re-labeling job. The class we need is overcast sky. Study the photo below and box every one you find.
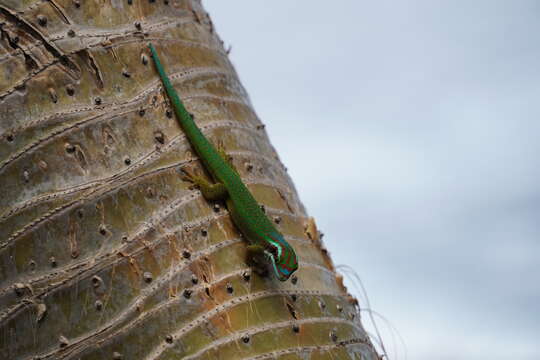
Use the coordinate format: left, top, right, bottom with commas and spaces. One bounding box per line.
204, 1, 540, 359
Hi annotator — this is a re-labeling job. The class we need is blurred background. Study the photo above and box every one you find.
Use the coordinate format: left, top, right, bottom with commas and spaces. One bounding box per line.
204, 1, 540, 359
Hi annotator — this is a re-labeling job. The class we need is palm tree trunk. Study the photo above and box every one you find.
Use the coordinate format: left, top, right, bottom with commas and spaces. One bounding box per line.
0, 1, 380, 359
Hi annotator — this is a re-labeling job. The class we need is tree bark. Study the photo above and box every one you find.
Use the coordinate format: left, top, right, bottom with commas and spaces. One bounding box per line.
0, 1, 380, 359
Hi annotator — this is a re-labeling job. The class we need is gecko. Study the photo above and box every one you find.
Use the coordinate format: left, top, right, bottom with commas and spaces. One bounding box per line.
148, 43, 298, 281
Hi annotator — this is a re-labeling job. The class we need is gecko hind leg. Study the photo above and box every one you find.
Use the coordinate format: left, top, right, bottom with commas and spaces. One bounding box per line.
182, 167, 228, 201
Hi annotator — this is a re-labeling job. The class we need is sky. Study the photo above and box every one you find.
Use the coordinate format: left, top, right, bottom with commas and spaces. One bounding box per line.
204, 1, 540, 359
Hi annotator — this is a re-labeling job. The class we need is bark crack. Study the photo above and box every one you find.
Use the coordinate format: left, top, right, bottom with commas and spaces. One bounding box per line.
47, 0, 71, 25
0, 5, 79, 86
76, 49, 104, 88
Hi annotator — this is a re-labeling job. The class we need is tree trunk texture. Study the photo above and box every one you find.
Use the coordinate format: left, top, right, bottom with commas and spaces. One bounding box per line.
0, 1, 380, 359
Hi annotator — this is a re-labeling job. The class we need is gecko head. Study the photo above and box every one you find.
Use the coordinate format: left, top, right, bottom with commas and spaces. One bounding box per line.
264, 232, 299, 281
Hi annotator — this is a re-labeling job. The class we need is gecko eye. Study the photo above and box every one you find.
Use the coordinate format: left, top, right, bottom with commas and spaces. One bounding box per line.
268, 245, 278, 258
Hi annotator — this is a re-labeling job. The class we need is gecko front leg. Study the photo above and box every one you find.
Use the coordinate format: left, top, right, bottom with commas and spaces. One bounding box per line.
246, 244, 269, 277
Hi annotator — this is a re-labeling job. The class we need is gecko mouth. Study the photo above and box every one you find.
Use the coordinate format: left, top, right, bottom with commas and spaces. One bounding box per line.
267, 254, 290, 281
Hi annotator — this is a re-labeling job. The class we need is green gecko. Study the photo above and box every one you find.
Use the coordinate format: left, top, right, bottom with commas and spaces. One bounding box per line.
148, 43, 298, 281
